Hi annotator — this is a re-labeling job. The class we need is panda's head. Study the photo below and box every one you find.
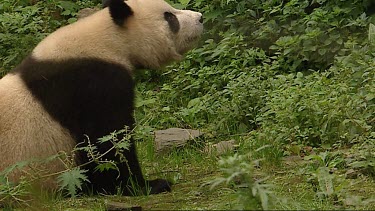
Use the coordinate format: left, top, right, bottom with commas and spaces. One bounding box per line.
32, 0, 203, 71
111, 0, 203, 67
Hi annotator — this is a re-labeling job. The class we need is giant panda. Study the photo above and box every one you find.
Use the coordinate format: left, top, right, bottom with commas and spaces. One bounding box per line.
0, 0, 203, 195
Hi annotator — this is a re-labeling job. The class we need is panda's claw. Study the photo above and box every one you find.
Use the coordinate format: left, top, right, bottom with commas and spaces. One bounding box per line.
147, 179, 172, 194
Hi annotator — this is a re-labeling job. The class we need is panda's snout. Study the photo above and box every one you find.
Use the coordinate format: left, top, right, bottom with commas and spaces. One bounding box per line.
199, 14, 203, 23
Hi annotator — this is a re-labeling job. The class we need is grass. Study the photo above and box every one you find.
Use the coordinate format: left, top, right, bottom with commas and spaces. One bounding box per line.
270, 158, 375, 210
2, 138, 236, 210
4, 135, 374, 210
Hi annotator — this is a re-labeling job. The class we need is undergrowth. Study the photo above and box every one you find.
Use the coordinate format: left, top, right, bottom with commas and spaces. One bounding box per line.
1, 0, 375, 209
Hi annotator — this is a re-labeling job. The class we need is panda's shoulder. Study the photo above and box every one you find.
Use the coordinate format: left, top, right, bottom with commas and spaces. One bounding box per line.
13, 56, 135, 136
15, 56, 132, 83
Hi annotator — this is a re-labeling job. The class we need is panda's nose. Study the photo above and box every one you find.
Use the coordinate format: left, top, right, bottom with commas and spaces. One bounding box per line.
199, 14, 203, 23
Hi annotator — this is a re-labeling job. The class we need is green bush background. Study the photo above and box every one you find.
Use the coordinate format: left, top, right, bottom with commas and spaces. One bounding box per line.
0, 0, 374, 209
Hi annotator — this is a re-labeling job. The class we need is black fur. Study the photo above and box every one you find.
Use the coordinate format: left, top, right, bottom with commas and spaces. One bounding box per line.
12, 56, 171, 195
104, 0, 133, 26
164, 12, 180, 34
102, 0, 110, 8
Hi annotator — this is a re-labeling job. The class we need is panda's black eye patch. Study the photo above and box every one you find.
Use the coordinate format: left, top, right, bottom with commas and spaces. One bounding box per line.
164, 12, 180, 34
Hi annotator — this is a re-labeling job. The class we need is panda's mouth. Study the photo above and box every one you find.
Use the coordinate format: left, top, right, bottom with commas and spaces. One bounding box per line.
184, 34, 201, 47
186, 35, 200, 43
178, 36, 200, 55
185, 25, 204, 45
177, 35, 200, 55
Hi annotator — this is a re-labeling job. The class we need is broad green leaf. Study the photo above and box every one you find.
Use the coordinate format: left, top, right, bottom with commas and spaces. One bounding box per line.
317, 167, 334, 196
117, 141, 130, 150
94, 162, 117, 172
58, 168, 88, 197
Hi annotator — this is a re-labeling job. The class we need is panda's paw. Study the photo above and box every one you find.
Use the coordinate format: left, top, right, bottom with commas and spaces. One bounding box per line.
147, 178, 172, 194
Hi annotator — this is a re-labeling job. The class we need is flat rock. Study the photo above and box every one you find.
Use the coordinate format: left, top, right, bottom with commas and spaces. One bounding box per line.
154, 128, 203, 153
204, 140, 236, 155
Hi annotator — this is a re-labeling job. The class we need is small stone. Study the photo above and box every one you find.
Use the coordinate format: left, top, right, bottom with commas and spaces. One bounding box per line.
105, 201, 142, 211
204, 140, 236, 155
345, 169, 358, 179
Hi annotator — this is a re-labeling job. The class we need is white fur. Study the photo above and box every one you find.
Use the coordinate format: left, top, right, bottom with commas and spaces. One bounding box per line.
0, 74, 76, 185
33, 0, 203, 72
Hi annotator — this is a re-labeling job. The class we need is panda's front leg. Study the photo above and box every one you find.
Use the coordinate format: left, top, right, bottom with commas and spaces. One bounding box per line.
119, 139, 172, 195
82, 137, 171, 196
146, 178, 172, 195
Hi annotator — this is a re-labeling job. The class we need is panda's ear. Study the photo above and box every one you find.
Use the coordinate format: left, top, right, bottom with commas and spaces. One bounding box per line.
103, 0, 133, 26
102, 0, 110, 7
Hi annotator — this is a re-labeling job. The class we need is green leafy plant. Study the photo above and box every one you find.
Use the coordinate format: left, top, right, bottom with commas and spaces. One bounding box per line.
0, 127, 133, 205
0, 0, 100, 76
209, 147, 276, 210
0, 175, 30, 208
347, 137, 375, 177
57, 168, 88, 198
302, 150, 375, 208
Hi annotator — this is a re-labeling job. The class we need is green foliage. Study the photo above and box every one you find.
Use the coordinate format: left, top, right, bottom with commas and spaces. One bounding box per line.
347, 138, 375, 177
57, 168, 88, 198
209, 150, 275, 210
1, 0, 375, 208
136, 32, 274, 134
0, 0, 100, 76
0, 153, 69, 206
177, 0, 373, 72
0, 1, 52, 75
259, 41, 374, 146
305, 151, 346, 170
302, 150, 370, 206
0, 175, 29, 207
0, 128, 132, 205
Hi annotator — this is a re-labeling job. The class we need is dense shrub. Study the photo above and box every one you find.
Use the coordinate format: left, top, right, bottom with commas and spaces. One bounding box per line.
0, 0, 99, 76
183, 0, 374, 72
260, 46, 374, 146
